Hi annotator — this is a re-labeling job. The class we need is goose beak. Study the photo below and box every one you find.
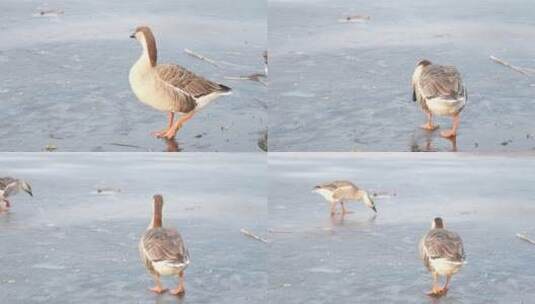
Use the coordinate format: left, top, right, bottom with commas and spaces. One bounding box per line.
26, 190, 33, 197
371, 205, 377, 213
129, 33, 136, 39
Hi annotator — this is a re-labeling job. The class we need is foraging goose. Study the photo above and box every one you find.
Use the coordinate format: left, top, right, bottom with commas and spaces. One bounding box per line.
313, 180, 377, 215
419, 217, 465, 297
411, 59, 467, 138
0, 177, 33, 209
129, 26, 232, 140
139, 194, 190, 295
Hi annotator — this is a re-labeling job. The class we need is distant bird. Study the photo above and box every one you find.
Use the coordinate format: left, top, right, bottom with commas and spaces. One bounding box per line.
411, 59, 467, 138
419, 217, 466, 297
129, 26, 232, 140
0, 177, 33, 209
139, 194, 190, 295
313, 180, 377, 216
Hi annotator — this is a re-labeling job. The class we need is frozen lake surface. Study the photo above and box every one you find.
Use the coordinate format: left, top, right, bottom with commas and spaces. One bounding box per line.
0, 153, 267, 303
269, 0, 535, 152
268, 153, 535, 303
0, 0, 267, 152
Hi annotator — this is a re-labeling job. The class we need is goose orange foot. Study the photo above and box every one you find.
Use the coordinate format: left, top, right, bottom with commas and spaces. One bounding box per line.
426, 287, 448, 297
152, 129, 171, 138
420, 123, 439, 131
440, 129, 456, 138
170, 286, 185, 296
150, 286, 168, 294
162, 125, 182, 140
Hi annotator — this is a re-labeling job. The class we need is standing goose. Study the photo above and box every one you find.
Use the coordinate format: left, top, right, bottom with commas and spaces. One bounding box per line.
411, 59, 467, 138
419, 217, 466, 297
0, 177, 33, 209
139, 194, 190, 295
313, 180, 377, 216
129, 26, 232, 140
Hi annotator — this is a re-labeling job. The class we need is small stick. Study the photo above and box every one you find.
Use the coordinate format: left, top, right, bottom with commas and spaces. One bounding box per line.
96, 187, 122, 194
225, 74, 268, 86
490, 56, 534, 76
338, 15, 370, 23
268, 229, 293, 234
108, 142, 146, 149
184, 48, 220, 67
516, 233, 535, 245
240, 228, 269, 243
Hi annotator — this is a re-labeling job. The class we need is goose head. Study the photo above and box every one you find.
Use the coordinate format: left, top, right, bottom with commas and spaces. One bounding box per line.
359, 190, 377, 213
20, 180, 33, 197
150, 194, 164, 229
432, 217, 444, 229
130, 26, 158, 67
412, 59, 432, 101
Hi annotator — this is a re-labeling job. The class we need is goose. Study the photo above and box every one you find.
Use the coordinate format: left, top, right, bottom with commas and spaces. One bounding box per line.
419, 217, 466, 297
0, 177, 33, 209
411, 59, 467, 138
313, 180, 377, 216
139, 194, 190, 295
129, 26, 232, 140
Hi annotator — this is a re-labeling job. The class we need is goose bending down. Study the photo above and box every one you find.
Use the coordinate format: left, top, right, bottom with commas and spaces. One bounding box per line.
129, 26, 232, 140
139, 194, 190, 295
412, 59, 467, 138
0, 177, 33, 209
313, 180, 377, 216
419, 217, 465, 297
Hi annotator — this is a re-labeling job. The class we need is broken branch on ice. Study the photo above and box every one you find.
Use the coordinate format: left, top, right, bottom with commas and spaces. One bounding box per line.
338, 15, 370, 23
224, 73, 268, 86
184, 48, 220, 68
516, 233, 535, 245
240, 228, 269, 243
490, 56, 535, 76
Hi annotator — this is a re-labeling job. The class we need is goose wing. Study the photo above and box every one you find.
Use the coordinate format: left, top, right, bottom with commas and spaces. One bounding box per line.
140, 227, 189, 265
156, 64, 230, 99
421, 229, 465, 263
316, 180, 356, 191
419, 65, 465, 99
0, 177, 16, 190
315, 181, 358, 200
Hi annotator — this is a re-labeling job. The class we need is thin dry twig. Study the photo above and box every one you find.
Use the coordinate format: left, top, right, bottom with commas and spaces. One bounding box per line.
96, 187, 122, 194
490, 55, 534, 76
240, 228, 269, 244
516, 233, 535, 245
34, 9, 64, 17
224, 73, 268, 86
338, 15, 370, 23
184, 48, 220, 67
108, 142, 146, 150
268, 229, 293, 234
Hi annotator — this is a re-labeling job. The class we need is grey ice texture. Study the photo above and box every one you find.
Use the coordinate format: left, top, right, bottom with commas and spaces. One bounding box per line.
269, 0, 535, 152
268, 153, 535, 303
0, 153, 267, 303
0, 0, 267, 152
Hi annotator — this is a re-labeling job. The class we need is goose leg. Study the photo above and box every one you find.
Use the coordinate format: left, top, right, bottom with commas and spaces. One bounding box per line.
340, 201, 348, 214
440, 114, 460, 138
420, 110, 439, 131
170, 271, 186, 295
163, 112, 196, 139
330, 201, 337, 216
150, 275, 168, 294
440, 274, 452, 295
153, 112, 175, 138
426, 272, 442, 297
